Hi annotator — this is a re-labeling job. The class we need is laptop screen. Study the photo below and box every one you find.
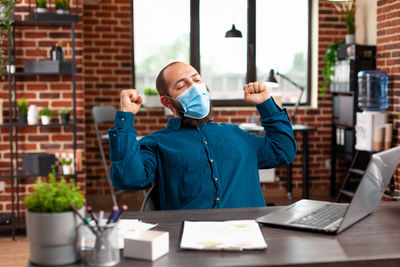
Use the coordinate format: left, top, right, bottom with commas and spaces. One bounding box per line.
338, 146, 400, 233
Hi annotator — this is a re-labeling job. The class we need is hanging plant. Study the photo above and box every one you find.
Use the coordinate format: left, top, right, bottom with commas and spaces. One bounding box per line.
320, 42, 341, 96
0, 0, 18, 78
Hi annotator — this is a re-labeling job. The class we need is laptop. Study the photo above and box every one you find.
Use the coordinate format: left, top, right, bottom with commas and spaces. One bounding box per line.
257, 146, 400, 234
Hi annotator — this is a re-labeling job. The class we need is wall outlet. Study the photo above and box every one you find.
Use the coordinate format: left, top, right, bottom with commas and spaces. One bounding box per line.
0, 181, 5, 192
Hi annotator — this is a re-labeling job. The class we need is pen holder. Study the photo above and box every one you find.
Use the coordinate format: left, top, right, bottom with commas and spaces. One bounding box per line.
83, 223, 120, 266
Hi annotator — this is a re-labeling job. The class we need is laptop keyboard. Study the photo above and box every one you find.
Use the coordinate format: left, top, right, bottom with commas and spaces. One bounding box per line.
290, 204, 347, 228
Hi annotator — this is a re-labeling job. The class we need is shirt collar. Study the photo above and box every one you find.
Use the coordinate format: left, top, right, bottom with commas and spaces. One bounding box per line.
167, 118, 182, 129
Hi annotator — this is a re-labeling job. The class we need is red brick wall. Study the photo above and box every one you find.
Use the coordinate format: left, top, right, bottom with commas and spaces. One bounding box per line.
82, 0, 132, 200
377, 0, 400, 186
0, 0, 85, 213
82, 0, 345, 203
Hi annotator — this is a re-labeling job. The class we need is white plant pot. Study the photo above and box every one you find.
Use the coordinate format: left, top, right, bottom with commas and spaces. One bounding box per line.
6, 65, 15, 74
56, 9, 67, 14
26, 210, 84, 266
345, 34, 355, 44
144, 95, 162, 108
35, 7, 48, 13
41, 115, 51, 125
62, 165, 72, 175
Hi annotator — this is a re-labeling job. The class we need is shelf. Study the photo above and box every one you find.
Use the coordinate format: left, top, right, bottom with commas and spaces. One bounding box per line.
0, 216, 26, 231
17, 173, 77, 179
0, 173, 78, 179
331, 91, 355, 96
10, 71, 73, 76
0, 122, 73, 128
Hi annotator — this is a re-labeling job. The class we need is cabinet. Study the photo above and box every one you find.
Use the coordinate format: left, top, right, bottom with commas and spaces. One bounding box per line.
0, 14, 79, 239
330, 44, 376, 197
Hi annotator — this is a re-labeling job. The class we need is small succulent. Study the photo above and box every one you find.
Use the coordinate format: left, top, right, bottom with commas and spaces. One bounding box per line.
144, 88, 159, 96
39, 107, 52, 117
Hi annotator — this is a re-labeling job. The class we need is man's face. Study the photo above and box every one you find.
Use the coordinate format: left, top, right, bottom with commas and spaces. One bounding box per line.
164, 62, 204, 98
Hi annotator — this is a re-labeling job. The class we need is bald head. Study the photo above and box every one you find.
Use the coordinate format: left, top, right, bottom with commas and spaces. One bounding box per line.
156, 62, 201, 98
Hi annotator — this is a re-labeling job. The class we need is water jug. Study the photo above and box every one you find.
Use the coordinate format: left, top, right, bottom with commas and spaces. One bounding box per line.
358, 70, 388, 111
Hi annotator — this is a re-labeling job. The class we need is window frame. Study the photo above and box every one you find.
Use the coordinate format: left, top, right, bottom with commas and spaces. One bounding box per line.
131, 0, 313, 107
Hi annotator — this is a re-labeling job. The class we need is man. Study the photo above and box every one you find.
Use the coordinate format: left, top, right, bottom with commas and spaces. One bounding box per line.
108, 62, 296, 210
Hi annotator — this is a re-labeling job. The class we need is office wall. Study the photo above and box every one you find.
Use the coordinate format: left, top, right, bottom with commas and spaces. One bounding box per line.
0, 0, 85, 213
376, 1, 400, 186
82, 0, 345, 204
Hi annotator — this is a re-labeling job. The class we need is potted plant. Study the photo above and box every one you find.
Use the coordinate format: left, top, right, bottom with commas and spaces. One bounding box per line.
60, 157, 72, 175
320, 42, 341, 96
39, 107, 52, 125
35, 0, 47, 13
55, 0, 70, 14
0, 0, 18, 79
333, 1, 355, 44
143, 88, 162, 108
344, 3, 355, 44
24, 165, 84, 266
57, 108, 70, 124
17, 97, 28, 124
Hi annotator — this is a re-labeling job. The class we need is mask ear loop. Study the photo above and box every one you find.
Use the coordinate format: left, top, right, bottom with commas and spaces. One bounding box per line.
165, 95, 185, 114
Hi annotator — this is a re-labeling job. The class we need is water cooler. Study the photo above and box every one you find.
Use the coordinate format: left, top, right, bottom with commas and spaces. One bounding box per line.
355, 70, 390, 152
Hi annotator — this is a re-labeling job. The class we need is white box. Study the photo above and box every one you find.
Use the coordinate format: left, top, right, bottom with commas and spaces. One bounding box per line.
259, 168, 276, 183
123, 230, 169, 261
355, 111, 387, 151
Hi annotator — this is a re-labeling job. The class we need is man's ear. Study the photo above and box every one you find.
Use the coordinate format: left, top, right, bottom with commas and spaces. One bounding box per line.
160, 96, 174, 110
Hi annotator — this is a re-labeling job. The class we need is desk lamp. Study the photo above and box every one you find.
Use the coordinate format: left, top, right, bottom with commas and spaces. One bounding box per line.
267, 69, 305, 125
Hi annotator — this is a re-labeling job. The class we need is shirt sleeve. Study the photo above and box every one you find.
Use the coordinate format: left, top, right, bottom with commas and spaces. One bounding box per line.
107, 111, 157, 190
254, 97, 297, 168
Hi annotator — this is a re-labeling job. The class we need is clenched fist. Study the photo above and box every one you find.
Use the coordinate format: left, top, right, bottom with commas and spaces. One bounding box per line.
243, 82, 270, 105
120, 89, 143, 114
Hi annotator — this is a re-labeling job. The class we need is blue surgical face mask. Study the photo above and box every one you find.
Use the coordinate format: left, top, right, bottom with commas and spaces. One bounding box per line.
171, 83, 211, 119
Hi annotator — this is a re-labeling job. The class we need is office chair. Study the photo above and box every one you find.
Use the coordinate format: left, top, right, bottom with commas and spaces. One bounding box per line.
140, 184, 160, 211
92, 105, 119, 207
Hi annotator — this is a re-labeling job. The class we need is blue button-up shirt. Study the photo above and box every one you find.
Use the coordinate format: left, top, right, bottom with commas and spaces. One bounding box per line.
108, 98, 296, 210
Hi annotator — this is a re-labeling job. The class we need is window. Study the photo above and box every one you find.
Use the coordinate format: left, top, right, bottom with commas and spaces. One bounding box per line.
200, 0, 247, 100
132, 0, 313, 105
133, 0, 190, 94
256, 0, 310, 105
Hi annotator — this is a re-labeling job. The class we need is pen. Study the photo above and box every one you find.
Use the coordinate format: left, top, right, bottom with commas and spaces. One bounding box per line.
70, 204, 116, 258
98, 210, 104, 226
69, 204, 98, 236
113, 204, 128, 223
107, 206, 119, 224
87, 206, 98, 225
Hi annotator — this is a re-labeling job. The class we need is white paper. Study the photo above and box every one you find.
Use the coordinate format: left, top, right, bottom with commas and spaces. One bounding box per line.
82, 219, 158, 250
180, 220, 267, 251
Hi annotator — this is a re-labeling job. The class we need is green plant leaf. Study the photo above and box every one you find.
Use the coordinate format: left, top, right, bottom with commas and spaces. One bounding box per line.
24, 165, 84, 213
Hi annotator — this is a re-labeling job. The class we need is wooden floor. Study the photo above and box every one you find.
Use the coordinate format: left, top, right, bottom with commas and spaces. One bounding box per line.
0, 190, 335, 266
0, 233, 29, 267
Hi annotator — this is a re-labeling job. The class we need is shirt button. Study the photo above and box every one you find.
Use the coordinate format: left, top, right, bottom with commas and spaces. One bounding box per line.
121, 117, 125, 122
216, 198, 220, 201
214, 177, 218, 181
204, 141, 207, 144
210, 159, 213, 163
113, 133, 116, 137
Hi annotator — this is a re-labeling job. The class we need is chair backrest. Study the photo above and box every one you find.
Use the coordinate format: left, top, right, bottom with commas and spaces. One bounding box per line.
92, 105, 117, 124
141, 184, 161, 211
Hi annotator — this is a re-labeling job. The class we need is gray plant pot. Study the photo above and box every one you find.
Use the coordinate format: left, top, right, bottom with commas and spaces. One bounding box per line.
26, 209, 84, 266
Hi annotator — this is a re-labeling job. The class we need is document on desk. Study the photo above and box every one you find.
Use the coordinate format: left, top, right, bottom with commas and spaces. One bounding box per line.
180, 220, 267, 251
